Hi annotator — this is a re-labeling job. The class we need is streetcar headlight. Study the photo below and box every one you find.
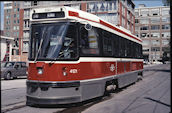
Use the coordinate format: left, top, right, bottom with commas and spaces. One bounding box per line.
62, 67, 67, 76
38, 68, 43, 75
63, 71, 67, 76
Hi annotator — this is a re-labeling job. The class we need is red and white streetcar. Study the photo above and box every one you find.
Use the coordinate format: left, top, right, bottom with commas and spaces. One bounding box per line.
26, 6, 143, 105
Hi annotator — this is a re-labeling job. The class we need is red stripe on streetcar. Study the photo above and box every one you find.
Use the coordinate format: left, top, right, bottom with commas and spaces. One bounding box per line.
68, 11, 142, 42
28, 61, 143, 82
99, 20, 142, 42
68, 11, 79, 17
68, 11, 99, 23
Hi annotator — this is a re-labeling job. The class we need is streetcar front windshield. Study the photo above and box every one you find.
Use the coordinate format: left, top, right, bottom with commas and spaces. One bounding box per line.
29, 22, 78, 60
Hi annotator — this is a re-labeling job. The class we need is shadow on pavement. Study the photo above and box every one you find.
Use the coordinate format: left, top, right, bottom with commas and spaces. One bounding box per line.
144, 69, 171, 73
144, 97, 171, 107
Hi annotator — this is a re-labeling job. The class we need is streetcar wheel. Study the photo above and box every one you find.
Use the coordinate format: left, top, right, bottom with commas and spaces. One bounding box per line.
13, 76, 17, 79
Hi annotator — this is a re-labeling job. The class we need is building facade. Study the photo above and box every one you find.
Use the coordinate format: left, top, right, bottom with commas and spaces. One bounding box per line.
3, 1, 21, 61
19, 0, 135, 61
0, 36, 14, 61
135, 4, 170, 63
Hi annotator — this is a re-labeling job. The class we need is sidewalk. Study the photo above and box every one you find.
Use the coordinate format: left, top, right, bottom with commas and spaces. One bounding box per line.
143, 63, 159, 68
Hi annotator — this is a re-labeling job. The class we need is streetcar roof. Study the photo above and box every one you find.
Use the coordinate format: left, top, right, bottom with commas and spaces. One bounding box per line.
30, 6, 142, 44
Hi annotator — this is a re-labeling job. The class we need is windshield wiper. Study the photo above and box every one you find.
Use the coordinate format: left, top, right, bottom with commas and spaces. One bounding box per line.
34, 29, 47, 63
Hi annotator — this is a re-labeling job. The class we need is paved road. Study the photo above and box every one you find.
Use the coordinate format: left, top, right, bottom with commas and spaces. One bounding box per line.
1, 64, 171, 113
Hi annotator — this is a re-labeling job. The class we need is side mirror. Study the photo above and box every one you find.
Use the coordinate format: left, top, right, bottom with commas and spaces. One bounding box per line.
84, 23, 92, 31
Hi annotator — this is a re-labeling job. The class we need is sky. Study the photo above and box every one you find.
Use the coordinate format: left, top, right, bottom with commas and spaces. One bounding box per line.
133, 0, 164, 8
0, 2, 4, 30
0, 1, 164, 30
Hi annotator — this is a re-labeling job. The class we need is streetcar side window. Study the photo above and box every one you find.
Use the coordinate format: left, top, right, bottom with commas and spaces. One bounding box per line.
133, 42, 137, 58
131, 41, 135, 58
119, 37, 125, 57
80, 26, 100, 56
113, 34, 119, 57
59, 24, 78, 59
103, 31, 113, 56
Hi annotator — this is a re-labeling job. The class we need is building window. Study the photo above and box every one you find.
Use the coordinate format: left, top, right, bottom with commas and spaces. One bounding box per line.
143, 47, 149, 52
17, 19, 19, 24
17, 26, 19, 30
135, 11, 139, 17
151, 25, 160, 30
162, 40, 169, 46
14, 14, 16, 18
7, 9, 11, 13
143, 40, 149, 46
14, 8, 16, 12
140, 26, 149, 30
24, 1, 31, 7
96, 13, 117, 25
150, 32, 160, 38
151, 18, 160, 23
151, 9, 159, 16
127, 21, 130, 30
6, 15, 9, 19
71, 4, 80, 10
17, 32, 19, 37
161, 32, 170, 38
6, 20, 9, 25
23, 31, 29, 38
135, 19, 139, 23
162, 17, 170, 23
122, 17, 125, 27
13, 26, 16, 30
24, 20, 30, 28
141, 33, 149, 38
17, 14, 20, 18
14, 2, 17, 6
151, 47, 160, 52
17, 8, 20, 12
140, 10, 149, 16
31, 1, 38, 6
6, 32, 10, 37
14, 20, 16, 24
23, 42, 29, 52
140, 18, 149, 24
151, 40, 160, 46
13, 32, 16, 36
162, 25, 170, 30
24, 10, 30, 18
162, 9, 170, 16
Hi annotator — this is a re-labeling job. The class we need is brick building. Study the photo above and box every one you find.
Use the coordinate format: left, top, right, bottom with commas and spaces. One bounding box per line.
3, 1, 21, 61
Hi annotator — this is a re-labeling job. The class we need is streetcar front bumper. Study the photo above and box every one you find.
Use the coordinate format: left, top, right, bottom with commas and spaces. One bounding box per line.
26, 80, 81, 105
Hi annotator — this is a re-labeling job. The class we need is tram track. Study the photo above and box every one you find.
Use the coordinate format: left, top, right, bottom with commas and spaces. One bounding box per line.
1, 88, 20, 92
54, 94, 116, 113
1, 101, 26, 113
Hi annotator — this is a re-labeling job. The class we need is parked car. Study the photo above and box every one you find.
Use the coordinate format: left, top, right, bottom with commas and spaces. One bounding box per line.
1, 61, 27, 80
152, 61, 163, 64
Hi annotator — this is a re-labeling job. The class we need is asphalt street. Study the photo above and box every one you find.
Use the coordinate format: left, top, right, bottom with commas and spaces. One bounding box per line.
1, 64, 171, 113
